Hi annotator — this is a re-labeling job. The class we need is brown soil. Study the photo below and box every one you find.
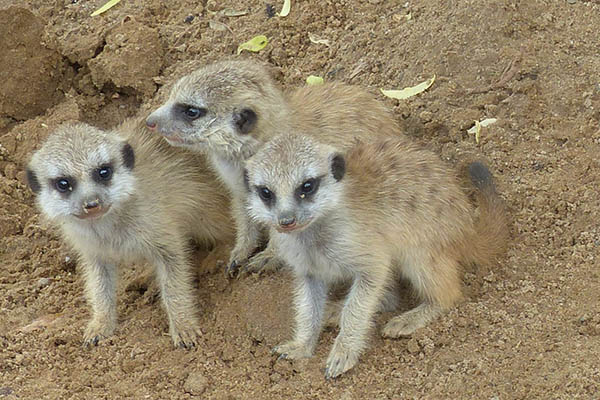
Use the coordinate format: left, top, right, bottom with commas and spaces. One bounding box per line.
1, 0, 599, 398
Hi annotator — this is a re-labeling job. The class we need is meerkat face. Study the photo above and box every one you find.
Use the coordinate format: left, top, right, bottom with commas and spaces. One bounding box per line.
145, 61, 279, 158
245, 134, 346, 234
26, 123, 136, 223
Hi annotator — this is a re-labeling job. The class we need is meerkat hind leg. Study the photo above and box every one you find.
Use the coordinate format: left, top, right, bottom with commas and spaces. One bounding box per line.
382, 252, 461, 338
82, 259, 118, 347
198, 242, 231, 275
382, 302, 444, 338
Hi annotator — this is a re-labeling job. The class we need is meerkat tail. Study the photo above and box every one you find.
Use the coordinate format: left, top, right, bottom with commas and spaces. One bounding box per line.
464, 161, 510, 266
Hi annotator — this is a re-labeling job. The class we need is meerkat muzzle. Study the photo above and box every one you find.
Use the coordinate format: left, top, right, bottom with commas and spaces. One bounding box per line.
77, 200, 109, 219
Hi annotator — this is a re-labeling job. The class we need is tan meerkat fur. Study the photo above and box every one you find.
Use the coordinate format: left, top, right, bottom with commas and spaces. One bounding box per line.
145, 59, 405, 276
244, 133, 509, 379
26, 118, 234, 348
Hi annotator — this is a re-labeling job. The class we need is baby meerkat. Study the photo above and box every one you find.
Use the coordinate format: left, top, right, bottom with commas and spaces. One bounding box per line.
26, 118, 234, 348
244, 133, 509, 379
145, 60, 404, 276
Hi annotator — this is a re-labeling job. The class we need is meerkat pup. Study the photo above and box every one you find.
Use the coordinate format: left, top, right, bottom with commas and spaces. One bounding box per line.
145, 60, 404, 276
244, 133, 509, 379
26, 118, 234, 348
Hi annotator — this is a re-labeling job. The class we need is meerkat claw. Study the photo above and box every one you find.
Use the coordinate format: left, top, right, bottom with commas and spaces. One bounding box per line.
226, 260, 243, 278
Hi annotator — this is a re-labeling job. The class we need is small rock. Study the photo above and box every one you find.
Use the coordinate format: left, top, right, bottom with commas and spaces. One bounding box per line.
184, 15, 194, 23
269, 372, 282, 383
567, 0, 576, 4
183, 372, 208, 396
37, 278, 50, 288
419, 110, 433, 123
406, 338, 420, 354
4, 163, 16, 180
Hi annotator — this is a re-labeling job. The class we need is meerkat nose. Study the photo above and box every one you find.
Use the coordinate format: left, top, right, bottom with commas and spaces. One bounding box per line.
84, 199, 100, 210
279, 215, 296, 227
145, 117, 157, 130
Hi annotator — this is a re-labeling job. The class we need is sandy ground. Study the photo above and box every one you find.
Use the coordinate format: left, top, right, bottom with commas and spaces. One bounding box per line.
1, 0, 599, 398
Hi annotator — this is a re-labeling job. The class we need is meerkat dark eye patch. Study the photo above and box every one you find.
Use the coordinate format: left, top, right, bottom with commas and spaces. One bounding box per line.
121, 143, 135, 170
93, 164, 113, 184
256, 186, 275, 206
52, 177, 75, 194
26, 168, 41, 193
295, 177, 321, 200
331, 153, 345, 181
175, 103, 207, 121
233, 108, 257, 135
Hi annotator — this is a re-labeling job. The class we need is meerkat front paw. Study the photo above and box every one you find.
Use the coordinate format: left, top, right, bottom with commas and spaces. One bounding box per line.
324, 341, 360, 379
83, 317, 116, 347
243, 248, 283, 275
226, 246, 255, 278
169, 320, 203, 349
273, 340, 314, 360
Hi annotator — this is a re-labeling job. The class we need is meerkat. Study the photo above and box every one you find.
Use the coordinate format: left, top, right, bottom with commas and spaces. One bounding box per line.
26, 118, 234, 348
145, 59, 405, 276
244, 133, 509, 379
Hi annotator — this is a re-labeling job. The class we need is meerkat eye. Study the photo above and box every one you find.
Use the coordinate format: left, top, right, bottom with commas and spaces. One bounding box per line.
183, 106, 207, 120
257, 186, 274, 202
55, 178, 72, 193
97, 165, 113, 181
297, 178, 320, 199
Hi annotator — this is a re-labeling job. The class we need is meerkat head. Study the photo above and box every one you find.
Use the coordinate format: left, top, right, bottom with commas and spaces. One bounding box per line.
146, 60, 286, 159
245, 133, 346, 234
26, 123, 136, 223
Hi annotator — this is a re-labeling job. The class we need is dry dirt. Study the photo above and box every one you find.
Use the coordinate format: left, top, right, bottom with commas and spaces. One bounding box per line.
1, 0, 599, 398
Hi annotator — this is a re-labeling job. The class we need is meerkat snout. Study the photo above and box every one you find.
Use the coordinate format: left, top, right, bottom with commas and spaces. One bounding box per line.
277, 212, 297, 232
145, 120, 157, 130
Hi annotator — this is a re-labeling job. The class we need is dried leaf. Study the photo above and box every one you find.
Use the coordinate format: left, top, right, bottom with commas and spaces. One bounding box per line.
306, 75, 324, 85
308, 32, 331, 47
20, 314, 63, 333
467, 118, 498, 143
237, 35, 268, 55
91, 0, 122, 17
380, 75, 436, 100
223, 9, 248, 17
279, 0, 291, 17
209, 20, 231, 32
392, 12, 412, 22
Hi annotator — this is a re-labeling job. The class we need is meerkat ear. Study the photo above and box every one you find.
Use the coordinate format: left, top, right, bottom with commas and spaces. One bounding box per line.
330, 153, 345, 181
233, 108, 257, 135
121, 142, 135, 170
26, 168, 41, 193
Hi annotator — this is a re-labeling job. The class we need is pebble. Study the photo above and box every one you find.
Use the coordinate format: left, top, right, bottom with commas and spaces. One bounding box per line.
37, 277, 50, 288
183, 372, 208, 396
184, 15, 194, 24
407, 338, 420, 354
